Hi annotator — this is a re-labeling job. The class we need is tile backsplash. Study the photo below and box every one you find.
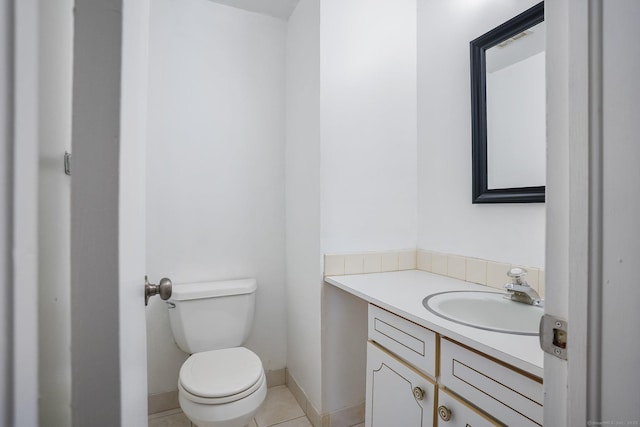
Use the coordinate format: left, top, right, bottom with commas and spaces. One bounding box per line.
324, 250, 416, 276
324, 249, 545, 298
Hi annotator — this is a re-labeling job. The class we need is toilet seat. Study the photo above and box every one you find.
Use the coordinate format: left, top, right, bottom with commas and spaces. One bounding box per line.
179, 347, 265, 405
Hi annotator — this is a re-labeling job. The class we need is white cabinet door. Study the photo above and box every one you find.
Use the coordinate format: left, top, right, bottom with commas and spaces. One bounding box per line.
436, 388, 503, 427
366, 342, 435, 427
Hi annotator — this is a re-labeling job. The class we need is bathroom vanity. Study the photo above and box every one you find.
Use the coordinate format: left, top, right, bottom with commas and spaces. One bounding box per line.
325, 270, 543, 427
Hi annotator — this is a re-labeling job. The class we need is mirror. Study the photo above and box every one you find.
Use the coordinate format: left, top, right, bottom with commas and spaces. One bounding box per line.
470, 2, 545, 203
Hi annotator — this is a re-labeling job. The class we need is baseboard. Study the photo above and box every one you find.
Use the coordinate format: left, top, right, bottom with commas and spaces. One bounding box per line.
148, 368, 287, 415
285, 368, 365, 427
148, 390, 179, 415
327, 403, 365, 427
265, 367, 286, 388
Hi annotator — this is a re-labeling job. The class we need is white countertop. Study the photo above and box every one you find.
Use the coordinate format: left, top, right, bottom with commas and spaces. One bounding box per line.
325, 269, 544, 379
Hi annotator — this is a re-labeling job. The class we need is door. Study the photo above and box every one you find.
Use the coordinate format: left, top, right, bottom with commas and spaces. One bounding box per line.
546, 1, 640, 425
365, 342, 435, 427
118, 0, 153, 425
70, 0, 151, 425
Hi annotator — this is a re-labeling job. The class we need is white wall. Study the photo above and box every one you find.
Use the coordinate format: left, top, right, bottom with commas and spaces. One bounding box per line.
417, 0, 545, 269
319, 0, 417, 414
321, 284, 368, 414
37, 0, 73, 424
320, 0, 418, 254
285, 0, 322, 412
145, 0, 287, 395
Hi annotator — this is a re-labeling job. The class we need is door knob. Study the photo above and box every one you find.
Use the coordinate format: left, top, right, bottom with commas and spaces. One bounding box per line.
438, 405, 452, 422
145, 276, 172, 306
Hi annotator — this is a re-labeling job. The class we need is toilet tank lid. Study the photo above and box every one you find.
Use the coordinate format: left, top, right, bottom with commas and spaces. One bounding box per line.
170, 278, 257, 301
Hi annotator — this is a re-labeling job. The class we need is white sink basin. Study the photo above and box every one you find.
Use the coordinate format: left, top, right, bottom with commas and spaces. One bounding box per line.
422, 291, 542, 335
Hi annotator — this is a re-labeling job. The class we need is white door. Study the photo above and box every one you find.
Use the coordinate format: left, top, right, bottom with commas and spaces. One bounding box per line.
119, 0, 153, 425
365, 342, 435, 427
70, 0, 151, 425
546, 1, 640, 425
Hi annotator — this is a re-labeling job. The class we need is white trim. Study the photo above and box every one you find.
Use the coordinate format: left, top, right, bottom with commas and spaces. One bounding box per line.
12, 0, 39, 425
0, 0, 14, 424
119, 0, 150, 424
586, 1, 603, 422
567, 0, 590, 425
543, 2, 569, 421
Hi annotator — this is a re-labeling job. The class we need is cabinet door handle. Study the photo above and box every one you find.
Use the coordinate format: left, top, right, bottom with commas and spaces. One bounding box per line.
412, 386, 425, 401
438, 405, 452, 421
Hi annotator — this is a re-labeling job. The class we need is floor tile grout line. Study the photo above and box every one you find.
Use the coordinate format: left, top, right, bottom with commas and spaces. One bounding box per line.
148, 407, 184, 420
266, 415, 311, 427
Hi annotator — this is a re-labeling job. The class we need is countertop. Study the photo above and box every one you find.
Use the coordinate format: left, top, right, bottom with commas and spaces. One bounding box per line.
325, 269, 544, 379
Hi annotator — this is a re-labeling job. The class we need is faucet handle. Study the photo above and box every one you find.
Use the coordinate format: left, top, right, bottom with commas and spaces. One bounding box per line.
503, 267, 543, 306
507, 267, 528, 285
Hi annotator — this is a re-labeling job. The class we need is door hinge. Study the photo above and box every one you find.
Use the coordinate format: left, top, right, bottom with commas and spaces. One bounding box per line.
539, 314, 568, 360
64, 152, 72, 175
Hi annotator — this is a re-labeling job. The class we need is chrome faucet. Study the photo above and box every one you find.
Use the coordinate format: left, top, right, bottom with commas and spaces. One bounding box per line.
503, 267, 544, 307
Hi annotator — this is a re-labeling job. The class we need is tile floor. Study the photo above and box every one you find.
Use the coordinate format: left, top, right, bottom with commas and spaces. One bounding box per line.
149, 385, 325, 427
148, 384, 365, 427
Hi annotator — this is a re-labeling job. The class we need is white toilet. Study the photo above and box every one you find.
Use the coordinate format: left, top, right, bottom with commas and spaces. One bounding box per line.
167, 278, 266, 427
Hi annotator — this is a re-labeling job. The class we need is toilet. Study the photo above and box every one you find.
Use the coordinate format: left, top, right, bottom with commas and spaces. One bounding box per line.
167, 278, 266, 427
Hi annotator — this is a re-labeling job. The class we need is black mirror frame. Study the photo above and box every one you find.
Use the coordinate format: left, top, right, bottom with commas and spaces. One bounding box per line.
470, 2, 545, 204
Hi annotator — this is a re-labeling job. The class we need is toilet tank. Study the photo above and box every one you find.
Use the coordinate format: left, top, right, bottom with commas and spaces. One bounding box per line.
167, 278, 257, 354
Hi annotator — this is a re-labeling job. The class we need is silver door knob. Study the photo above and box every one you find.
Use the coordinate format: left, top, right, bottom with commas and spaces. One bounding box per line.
145, 276, 172, 306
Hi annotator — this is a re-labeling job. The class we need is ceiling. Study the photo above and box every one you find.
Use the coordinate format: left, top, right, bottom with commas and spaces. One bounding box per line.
208, 0, 300, 20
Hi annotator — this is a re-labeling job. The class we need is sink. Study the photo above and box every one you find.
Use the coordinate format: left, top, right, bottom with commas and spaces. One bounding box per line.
422, 291, 542, 335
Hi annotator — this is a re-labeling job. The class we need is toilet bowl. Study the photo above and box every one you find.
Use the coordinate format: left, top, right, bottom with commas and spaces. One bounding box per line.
178, 347, 266, 427
167, 279, 266, 427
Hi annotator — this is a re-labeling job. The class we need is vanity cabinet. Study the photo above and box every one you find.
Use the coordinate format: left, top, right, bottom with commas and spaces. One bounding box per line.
366, 304, 543, 427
